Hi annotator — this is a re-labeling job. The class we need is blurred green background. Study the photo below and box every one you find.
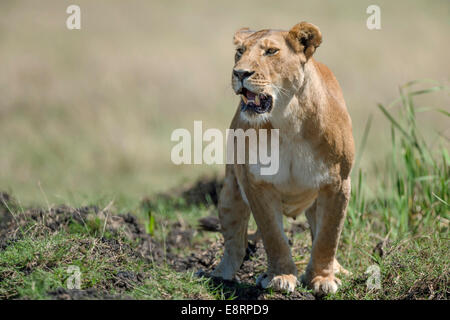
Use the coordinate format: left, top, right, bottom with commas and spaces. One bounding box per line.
0, 0, 448, 205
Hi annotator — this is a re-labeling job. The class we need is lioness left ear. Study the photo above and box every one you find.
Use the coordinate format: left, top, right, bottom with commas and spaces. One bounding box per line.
233, 27, 254, 46
286, 22, 322, 61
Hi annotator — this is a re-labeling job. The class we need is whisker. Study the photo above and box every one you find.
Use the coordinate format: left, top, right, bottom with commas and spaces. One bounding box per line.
273, 85, 289, 93
271, 84, 289, 97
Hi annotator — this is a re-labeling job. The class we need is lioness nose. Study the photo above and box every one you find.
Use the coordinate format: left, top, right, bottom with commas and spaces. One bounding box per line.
233, 69, 254, 81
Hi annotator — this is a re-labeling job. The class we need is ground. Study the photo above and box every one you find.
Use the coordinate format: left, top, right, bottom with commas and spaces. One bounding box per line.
0, 176, 448, 300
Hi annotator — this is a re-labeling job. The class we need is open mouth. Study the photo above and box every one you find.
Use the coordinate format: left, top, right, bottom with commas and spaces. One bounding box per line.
239, 88, 273, 114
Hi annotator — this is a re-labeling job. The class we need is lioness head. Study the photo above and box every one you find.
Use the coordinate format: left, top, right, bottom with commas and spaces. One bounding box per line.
231, 22, 322, 123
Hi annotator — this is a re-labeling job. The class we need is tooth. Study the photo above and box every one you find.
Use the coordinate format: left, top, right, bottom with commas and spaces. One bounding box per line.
255, 95, 260, 105
242, 95, 248, 104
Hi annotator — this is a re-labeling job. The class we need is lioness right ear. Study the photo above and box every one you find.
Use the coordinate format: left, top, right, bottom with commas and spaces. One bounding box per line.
233, 27, 254, 46
286, 22, 322, 61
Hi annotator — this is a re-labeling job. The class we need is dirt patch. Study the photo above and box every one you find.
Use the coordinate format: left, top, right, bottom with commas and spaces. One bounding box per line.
0, 195, 179, 265
142, 175, 224, 210
166, 221, 195, 250
198, 215, 220, 232
179, 176, 223, 207
401, 275, 449, 300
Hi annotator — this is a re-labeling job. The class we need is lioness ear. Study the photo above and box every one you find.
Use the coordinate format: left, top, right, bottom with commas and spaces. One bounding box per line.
286, 22, 322, 60
233, 27, 254, 46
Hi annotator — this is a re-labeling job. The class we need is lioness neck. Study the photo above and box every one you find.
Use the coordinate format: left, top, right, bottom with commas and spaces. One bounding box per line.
270, 59, 327, 138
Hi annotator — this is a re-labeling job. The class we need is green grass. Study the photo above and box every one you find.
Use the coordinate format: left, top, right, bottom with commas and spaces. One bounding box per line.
0, 227, 215, 300
329, 80, 449, 299
332, 235, 448, 299
348, 80, 448, 238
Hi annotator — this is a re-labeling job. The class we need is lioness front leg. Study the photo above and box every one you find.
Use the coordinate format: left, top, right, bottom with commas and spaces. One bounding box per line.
246, 183, 298, 293
211, 167, 250, 280
305, 200, 350, 276
302, 178, 350, 296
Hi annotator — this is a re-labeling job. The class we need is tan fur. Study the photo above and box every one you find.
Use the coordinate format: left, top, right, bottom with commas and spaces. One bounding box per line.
211, 22, 355, 296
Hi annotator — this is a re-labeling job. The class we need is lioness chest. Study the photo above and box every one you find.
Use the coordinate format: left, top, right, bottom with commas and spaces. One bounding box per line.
246, 137, 330, 217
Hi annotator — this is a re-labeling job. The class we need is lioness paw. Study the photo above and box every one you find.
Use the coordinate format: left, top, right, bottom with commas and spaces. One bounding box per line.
256, 273, 298, 293
306, 274, 342, 296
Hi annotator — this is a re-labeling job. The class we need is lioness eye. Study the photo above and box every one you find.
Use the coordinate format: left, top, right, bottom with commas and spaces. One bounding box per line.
265, 48, 279, 56
236, 47, 245, 55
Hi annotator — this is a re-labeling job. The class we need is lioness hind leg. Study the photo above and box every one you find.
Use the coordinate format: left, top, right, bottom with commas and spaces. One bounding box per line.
302, 178, 351, 296
305, 200, 350, 276
211, 167, 250, 280
247, 228, 261, 243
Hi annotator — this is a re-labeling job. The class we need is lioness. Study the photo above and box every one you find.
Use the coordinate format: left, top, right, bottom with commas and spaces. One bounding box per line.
211, 22, 355, 296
